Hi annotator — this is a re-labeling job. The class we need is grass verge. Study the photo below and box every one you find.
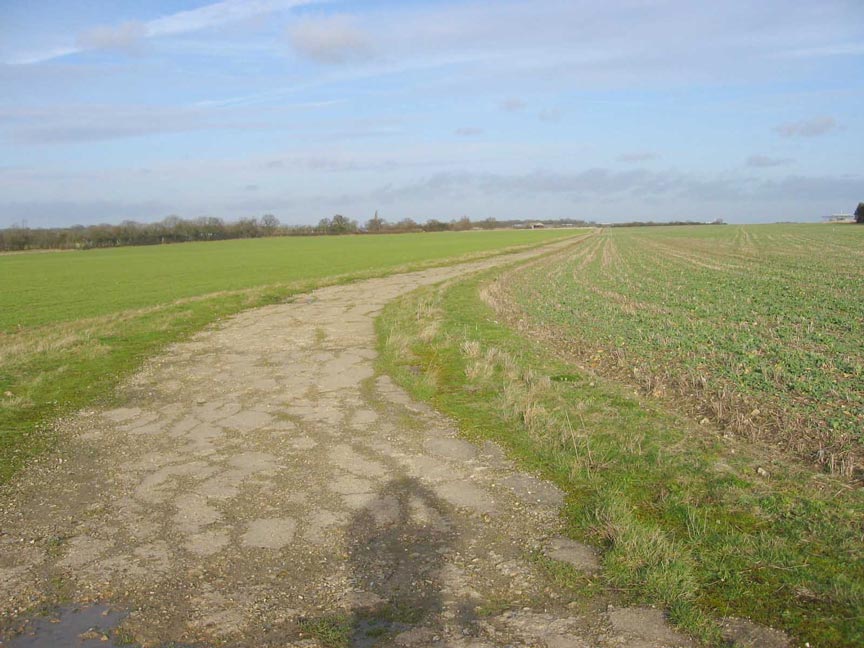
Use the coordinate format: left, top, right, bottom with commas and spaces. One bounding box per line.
376, 266, 864, 647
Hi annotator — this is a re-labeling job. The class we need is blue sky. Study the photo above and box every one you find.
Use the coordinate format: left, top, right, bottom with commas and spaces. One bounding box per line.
1, 0, 862, 227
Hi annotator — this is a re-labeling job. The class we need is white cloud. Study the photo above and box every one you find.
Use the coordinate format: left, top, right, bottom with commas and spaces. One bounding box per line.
77, 21, 147, 52
287, 15, 374, 64
775, 116, 838, 138
8, 0, 320, 64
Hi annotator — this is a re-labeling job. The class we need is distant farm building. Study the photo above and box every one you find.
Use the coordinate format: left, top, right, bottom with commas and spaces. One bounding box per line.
530, 222, 545, 229
824, 213, 853, 222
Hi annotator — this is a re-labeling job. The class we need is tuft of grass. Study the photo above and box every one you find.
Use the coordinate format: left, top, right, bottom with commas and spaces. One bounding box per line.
298, 614, 353, 648
376, 262, 864, 647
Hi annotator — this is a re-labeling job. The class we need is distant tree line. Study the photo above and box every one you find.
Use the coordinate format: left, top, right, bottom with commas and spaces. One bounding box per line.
608, 219, 725, 228
0, 213, 744, 252
0, 213, 598, 252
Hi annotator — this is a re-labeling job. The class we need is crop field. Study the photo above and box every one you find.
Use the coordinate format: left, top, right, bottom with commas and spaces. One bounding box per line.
0, 229, 571, 482
378, 224, 864, 646
507, 224, 864, 476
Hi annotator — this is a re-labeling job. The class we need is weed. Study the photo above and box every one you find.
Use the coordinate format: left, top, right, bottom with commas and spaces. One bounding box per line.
298, 614, 353, 648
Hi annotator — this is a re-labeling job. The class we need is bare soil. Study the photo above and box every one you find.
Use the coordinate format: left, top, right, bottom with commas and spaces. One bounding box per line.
0, 242, 697, 647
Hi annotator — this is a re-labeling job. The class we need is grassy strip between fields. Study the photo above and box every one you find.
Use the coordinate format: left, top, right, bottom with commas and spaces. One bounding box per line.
0, 235, 571, 485
376, 265, 864, 647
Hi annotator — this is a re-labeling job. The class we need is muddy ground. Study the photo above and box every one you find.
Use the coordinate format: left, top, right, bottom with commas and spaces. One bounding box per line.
0, 242, 702, 647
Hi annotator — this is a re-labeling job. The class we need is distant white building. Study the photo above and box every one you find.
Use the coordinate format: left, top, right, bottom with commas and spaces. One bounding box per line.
824, 214, 853, 222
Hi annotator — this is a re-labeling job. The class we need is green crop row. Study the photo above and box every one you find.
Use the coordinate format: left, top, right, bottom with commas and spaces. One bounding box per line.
505, 224, 864, 476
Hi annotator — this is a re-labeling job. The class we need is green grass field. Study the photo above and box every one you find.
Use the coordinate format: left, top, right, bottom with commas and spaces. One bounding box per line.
0, 230, 570, 331
378, 224, 864, 647
0, 229, 571, 483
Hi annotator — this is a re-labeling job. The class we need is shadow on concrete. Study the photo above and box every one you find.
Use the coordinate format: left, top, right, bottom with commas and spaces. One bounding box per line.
5, 478, 466, 648
299, 476, 462, 647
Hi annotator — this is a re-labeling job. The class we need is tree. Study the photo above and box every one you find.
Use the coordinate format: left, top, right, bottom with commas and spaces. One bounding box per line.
365, 210, 385, 232
855, 202, 864, 224
233, 217, 260, 238
395, 218, 420, 231
423, 219, 448, 232
451, 216, 472, 231
261, 214, 280, 235
316, 217, 332, 234
328, 214, 357, 234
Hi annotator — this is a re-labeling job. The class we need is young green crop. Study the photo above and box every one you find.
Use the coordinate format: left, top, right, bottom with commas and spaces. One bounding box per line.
506, 224, 864, 476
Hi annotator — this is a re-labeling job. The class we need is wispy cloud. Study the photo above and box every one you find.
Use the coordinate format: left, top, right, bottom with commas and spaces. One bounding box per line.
194, 93, 343, 109
8, 47, 81, 66
747, 154, 794, 168
7, 0, 320, 64
454, 127, 483, 137
777, 42, 864, 58
363, 168, 863, 205
499, 98, 526, 112
0, 105, 265, 143
617, 152, 659, 163
538, 109, 561, 123
263, 155, 361, 172
775, 116, 838, 138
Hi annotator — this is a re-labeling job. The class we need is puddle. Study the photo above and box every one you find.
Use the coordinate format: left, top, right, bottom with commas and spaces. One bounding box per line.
2, 604, 128, 648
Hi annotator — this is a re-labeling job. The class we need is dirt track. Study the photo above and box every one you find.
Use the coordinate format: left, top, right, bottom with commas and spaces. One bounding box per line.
0, 241, 695, 647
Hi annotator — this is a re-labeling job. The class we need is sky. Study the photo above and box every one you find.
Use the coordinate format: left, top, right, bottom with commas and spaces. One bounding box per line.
1, 0, 862, 228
